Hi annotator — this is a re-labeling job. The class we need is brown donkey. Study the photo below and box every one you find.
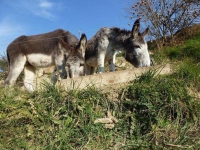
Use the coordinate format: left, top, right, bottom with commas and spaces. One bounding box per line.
5, 29, 87, 92
85, 19, 151, 75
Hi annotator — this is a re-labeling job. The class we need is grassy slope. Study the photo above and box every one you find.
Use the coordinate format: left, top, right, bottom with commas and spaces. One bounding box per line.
0, 26, 200, 149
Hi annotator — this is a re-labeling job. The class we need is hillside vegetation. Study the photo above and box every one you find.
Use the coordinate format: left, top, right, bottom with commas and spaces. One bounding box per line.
0, 25, 200, 149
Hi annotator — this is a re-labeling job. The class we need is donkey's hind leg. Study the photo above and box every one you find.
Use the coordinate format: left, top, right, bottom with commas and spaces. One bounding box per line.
97, 53, 105, 73
24, 65, 36, 92
5, 55, 26, 86
108, 54, 116, 72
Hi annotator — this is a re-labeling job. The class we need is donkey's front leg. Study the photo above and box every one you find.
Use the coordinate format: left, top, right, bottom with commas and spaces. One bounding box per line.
56, 64, 67, 79
54, 55, 67, 79
108, 52, 117, 72
51, 67, 59, 85
97, 53, 105, 73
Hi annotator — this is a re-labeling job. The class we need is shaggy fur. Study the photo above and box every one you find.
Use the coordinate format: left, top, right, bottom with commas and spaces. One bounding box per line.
85, 19, 151, 75
5, 29, 87, 92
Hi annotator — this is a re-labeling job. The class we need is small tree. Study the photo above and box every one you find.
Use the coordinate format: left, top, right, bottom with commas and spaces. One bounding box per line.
128, 0, 200, 49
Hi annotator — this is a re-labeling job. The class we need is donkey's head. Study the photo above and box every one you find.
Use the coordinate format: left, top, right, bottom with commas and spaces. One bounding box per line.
125, 19, 151, 68
59, 34, 87, 78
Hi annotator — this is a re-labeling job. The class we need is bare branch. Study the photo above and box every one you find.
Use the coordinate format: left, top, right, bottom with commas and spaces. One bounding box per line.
128, 0, 200, 49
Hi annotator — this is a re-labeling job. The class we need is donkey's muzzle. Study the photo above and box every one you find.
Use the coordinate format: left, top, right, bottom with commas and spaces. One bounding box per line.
61, 74, 67, 79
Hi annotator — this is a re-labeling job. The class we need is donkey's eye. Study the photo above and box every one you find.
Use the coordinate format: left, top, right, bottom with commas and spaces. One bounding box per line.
134, 45, 141, 49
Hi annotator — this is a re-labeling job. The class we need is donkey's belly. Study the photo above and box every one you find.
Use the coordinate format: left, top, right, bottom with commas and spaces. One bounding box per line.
27, 54, 54, 68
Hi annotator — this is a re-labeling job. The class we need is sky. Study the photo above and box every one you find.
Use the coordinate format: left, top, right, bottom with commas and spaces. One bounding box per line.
0, 0, 138, 56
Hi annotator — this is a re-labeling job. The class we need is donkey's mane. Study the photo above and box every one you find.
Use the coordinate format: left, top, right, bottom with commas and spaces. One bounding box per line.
109, 27, 131, 45
111, 27, 131, 36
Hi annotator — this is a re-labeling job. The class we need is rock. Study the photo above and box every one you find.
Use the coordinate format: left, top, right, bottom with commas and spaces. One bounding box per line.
94, 118, 113, 124
94, 110, 118, 129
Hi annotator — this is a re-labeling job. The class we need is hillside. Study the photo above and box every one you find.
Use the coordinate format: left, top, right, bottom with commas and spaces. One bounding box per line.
0, 24, 200, 149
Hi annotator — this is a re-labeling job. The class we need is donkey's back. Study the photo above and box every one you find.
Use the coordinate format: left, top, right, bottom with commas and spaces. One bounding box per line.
7, 29, 78, 55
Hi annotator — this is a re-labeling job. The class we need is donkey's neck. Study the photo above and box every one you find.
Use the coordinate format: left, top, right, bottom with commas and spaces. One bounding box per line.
108, 28, 131, 52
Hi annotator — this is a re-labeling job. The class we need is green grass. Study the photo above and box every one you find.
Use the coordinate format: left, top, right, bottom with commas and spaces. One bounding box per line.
153, 34, 200, 64
1, 28, 200, 149
119, 69, 200, 149
0, 67, 200, 149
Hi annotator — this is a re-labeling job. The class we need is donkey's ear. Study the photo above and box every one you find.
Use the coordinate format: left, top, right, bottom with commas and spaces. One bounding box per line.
77, 33, 87, 56
140, 28, 149, 37
131, 19, 140, 39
